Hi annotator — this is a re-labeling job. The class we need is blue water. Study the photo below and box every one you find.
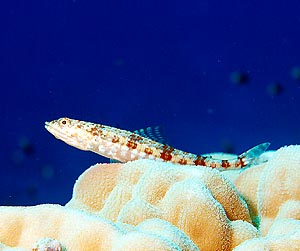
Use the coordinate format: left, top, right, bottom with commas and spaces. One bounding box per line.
1, 0, 300, 205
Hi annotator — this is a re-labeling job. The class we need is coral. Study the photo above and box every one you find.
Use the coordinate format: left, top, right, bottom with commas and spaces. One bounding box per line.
233, 218, 300, 250
113, 218, 199, 251
276, 200, 300, 220
233, 163, 267, 225
66, 159, 256, 250
32, 238, 66, 251
66, 162, 123, 213
229, 146, 300, 249
229, 146, 300, 233
231, 220, 260, 248
0, 204, 118, 250
0, 204, 198, 251
257, 145, 300, 235
0, 243, 26, 251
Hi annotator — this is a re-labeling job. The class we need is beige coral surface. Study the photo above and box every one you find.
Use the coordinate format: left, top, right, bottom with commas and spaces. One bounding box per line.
257, 145, 300, 235
232, 145, 300, 250
66, 159, 257, 251
1, 145, 300, 251
0, 204, 199, 251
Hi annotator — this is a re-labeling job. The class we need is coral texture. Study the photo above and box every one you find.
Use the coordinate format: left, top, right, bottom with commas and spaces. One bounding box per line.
232, 145, 300, 249
0, 204, 198, 251
233, 218, 300, 250
233, 163, 267, 225
257, 145, 300, 235
66, 159, 256, 250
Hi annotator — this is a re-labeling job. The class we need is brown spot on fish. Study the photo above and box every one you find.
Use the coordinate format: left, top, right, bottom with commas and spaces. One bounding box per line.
221, 160, 230, 168
144, 148, 153, 154
210, 162, 217, 168
112, 136, 120, 143
236, 157, 246, 168
160, 146, 174, 161
193, 155, 207, 166
178, 158, 187, 165
129, 134, 143, 141
126, 141, 137, 149
160, 151, 172, 161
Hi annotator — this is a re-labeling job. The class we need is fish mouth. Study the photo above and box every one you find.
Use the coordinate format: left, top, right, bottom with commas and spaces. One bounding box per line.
45, 121, 70, 142
44, 121, 55, 134
44, 121, 52, 133
44, 121, 50, 128
45, 121, 86, 150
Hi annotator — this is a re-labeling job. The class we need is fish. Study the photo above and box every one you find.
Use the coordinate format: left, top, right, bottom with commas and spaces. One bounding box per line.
45, 117, 270, 170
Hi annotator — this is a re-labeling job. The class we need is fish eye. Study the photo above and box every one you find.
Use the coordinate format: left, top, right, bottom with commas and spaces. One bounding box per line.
60, 118, 70, 126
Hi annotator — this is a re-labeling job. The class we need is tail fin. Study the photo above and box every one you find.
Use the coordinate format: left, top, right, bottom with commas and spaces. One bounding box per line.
239, 142, 270, 166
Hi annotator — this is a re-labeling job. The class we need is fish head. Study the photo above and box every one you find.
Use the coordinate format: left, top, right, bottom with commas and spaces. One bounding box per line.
45, 117, 100, 151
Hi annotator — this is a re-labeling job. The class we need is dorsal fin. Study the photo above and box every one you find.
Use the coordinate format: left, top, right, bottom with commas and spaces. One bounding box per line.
134, 126, 167, 144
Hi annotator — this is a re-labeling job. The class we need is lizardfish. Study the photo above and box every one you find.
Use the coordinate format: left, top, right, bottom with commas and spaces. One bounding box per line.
45, 117, 270, 170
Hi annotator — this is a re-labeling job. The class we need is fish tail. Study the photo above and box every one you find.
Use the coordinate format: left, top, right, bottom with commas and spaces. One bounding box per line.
238, 142, 270, 166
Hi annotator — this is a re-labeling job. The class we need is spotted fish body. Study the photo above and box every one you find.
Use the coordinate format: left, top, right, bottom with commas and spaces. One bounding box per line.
45, 118, 270, 170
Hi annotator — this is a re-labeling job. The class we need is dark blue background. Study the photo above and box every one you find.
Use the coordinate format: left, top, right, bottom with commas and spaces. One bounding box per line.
1, 0, 300, 205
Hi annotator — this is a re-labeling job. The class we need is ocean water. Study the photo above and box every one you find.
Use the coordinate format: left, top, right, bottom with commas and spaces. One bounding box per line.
1, 0, 300, 206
